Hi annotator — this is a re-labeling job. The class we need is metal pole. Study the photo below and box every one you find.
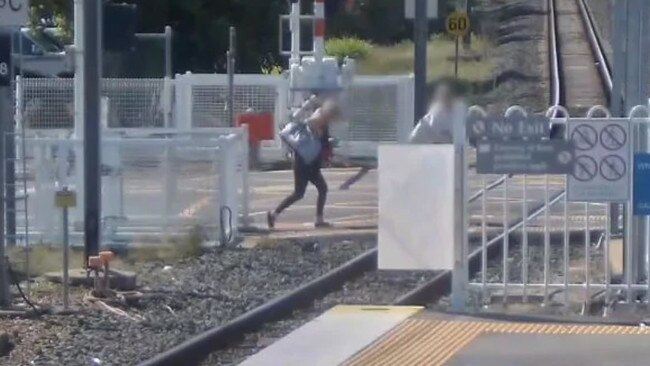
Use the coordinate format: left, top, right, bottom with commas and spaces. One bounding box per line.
454, 36, 460, 77
62, 204, 70, 310
164, 26, 172, 78
414, 0, 428, 122
84, 0, 102, 262
74, 0, 86, 234
0, 29, 11, 307
637, 0, 650, 285
227, 27, 236, 128
451, 105, 468, 312
0, 84, 9, 308
625, 0, 648, 284
5, 29, 16, 248
463, 0, 472, 49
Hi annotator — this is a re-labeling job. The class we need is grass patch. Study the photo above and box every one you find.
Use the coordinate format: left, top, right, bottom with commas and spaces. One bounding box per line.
357, 34, 495, 83
7, 227, 206, 277
123, 227, 204, 265
8, 246, 87, 279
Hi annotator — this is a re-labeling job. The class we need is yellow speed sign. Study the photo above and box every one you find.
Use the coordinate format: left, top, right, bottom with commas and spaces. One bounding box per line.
446, 11, 470, 37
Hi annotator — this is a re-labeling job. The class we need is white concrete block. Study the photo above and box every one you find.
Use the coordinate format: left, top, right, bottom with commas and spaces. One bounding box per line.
378, 144, 455, 270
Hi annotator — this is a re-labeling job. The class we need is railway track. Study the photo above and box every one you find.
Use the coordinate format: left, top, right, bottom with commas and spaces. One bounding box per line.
140, 1, 614, 365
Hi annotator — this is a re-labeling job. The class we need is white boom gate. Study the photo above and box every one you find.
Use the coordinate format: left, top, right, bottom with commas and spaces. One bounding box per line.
455, 104, 650, 313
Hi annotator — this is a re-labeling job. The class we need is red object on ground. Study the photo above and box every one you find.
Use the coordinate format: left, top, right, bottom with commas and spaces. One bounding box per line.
236, 113, 275, 144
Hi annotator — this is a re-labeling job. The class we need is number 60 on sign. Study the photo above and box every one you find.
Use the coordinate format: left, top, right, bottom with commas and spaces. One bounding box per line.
446, 11, 470, 37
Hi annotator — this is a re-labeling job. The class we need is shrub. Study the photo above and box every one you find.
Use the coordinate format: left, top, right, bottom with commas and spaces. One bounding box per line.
325, 37, 372, 62
261, 64, 284, 75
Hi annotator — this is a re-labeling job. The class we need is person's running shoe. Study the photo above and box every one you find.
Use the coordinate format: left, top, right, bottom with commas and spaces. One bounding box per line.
315, 221, 332, 228
267, 211, 276, 229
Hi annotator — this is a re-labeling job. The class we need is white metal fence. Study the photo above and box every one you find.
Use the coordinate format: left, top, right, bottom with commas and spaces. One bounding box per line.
19, 77, 172, 130
16, 129, 249, 246
461, 105, 650, 312
17, 73, 414, 161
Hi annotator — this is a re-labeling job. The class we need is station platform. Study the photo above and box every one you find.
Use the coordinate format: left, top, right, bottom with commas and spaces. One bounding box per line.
239, 306, 650, 366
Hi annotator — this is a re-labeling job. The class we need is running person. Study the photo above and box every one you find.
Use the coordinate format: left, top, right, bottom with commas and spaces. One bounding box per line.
267, 99, 340, 229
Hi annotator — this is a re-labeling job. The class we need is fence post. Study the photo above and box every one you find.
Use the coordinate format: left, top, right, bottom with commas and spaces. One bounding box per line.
451, 104, 468, 312
239, 127, 251, 226
218, 136, 240, 244
163, 76, 173, 128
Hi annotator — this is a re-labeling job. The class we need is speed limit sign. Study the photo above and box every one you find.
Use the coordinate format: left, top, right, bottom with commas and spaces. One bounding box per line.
446, 11, 470, 37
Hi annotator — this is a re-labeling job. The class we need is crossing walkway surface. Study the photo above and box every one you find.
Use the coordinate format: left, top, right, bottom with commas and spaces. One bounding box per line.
248, 168, 608, 234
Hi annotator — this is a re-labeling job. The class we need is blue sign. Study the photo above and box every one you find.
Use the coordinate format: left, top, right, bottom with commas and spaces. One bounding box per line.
634, 153, 650, 215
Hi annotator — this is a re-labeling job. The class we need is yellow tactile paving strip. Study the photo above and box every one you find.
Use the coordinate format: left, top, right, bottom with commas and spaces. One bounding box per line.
342, 319, 650, 366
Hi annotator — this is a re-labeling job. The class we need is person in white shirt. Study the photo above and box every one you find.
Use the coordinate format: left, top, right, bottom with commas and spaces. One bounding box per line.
409, 82, 463, 144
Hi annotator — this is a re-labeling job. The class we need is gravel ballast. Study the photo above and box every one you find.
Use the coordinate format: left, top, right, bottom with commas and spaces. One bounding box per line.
475, 0, 548, 113
585, 0, 613, 61
0, 239, 373, 366
204, 270, 438, 366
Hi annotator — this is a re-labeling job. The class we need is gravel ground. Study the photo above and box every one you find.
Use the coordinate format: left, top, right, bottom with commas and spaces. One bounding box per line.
204, 270, 438, 366
586, 0, 613, 61
475, 0, 548, 113
465, 239, 607, 315
0, 239, 373, 366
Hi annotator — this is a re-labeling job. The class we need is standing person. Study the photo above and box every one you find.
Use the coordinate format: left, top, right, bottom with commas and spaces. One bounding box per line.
409, 81, 464, 144
267, 99, 340, 229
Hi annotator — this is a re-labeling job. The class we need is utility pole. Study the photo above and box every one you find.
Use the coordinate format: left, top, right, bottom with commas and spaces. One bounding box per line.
414, 0, 428, 122
463, 0, 472, 49
83, 0, 102, 262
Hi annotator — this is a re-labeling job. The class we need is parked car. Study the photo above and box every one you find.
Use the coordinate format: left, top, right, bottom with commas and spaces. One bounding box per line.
12, 28, 72, 78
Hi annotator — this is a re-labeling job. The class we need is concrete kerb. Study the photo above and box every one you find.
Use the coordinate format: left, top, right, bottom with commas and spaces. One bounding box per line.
240, 228, 378, 249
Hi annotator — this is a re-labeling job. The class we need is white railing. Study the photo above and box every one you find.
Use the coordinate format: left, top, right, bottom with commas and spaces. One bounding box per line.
18, 77, 173, 130
16, 73, 415, 163
460, 105, 649, 311
17, 129, 249, 246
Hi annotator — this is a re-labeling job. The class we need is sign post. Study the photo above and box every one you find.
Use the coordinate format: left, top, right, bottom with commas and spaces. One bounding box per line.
446, 11, 470, 78
56, 188, 77, 311
413, 0, 429, 122
407, 0, 438, 121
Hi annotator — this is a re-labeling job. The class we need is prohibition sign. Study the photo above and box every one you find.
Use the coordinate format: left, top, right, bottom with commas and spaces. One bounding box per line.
600, 124, 627, 151
600, 155, 626, 181
573, 155, 598, 182
571, 124, 598, 151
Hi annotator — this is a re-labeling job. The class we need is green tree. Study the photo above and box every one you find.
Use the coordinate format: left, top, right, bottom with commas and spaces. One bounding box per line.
29, 0, 287, 74
30, 0, 72, 39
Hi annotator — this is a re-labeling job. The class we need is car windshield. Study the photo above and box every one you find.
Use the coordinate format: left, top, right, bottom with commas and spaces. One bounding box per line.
22, 29, 63, 53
